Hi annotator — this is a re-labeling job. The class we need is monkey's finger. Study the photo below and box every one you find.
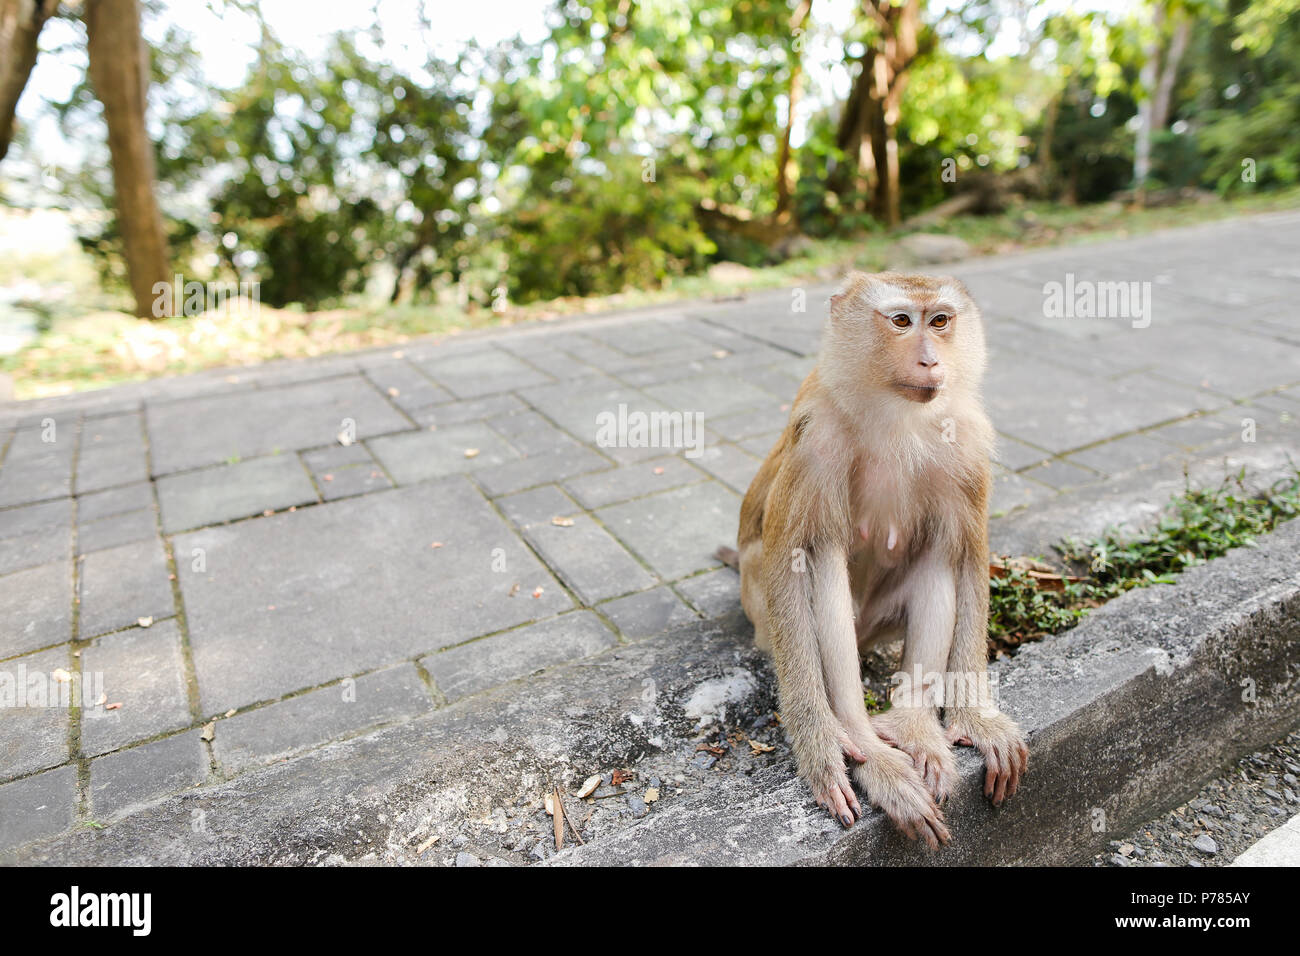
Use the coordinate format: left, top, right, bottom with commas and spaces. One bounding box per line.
992, 763, 1010, 806
838, 732, 869, 764
983, 751, 1001, 801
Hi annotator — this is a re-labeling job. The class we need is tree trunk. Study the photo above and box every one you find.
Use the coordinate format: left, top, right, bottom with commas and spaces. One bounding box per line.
1151, 13, 1191, 131
774, 0, 813, 229
0, 0, 57, 161
1133, 3, 1166, 207
834, 0, 921, 226
85, 0, 169, 318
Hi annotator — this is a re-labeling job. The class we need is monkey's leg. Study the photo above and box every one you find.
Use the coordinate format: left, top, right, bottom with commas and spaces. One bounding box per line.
944, 543, 1029, 805
812, 550, 949, 847
871, 552, 960, 803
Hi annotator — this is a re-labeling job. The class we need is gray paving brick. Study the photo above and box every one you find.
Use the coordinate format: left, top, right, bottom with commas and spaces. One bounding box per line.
597, 481, 740, 580
0, 560, 73, 657
75, 412, 148, 493
0, 497, 71, 539
1064, 433, 1179, 476
675, 568, 742, 619
993, 434, 1052, 471
562, 457, 702, 510
157, 454, 318, 532
692, 442, 762, 494
77, 507, 156, 554
77, 537, 174, 639
360, 359, 452, 412
1144, 412, 1241, 450
212, 664, 430, 772
642, 372, 785, 420
79, 618, 191, 756
410, 393, 527, 428
146, 376, 411, 475
488, 409, 579, 457
421, 611, 616, 702
738, 433, 781, 459
473, 443, 611, 497
521, 514, 656, 604
706, 403, 791, 442
599, 586, 698, 639
0, 525, 71, 577
0, 424, 77, 507
368, 422, 520, 485
0, 646, 71, 780
174, 480, 571, 714
0, 764, 77, 851
497, 485, 580, 529
89, 730, 208, 818
989, 466, 1057, 517
76, 482, 153, 522
416, 346, 553, 398
305, 444, 394, 500
1018, 458, 1102, 491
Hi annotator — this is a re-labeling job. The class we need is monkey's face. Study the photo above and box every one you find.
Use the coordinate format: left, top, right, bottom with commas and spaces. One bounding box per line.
826, 272, 985, 408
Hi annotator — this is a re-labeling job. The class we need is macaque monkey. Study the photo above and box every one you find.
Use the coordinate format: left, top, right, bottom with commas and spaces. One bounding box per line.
717, 272, 1027, 847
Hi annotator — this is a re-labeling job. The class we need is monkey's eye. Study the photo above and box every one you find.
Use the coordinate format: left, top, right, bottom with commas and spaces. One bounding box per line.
889, 313, 912, 329
930, 314, 949, 330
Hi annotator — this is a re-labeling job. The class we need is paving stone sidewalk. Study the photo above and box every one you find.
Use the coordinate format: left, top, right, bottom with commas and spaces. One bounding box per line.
2, 211, 1299, 853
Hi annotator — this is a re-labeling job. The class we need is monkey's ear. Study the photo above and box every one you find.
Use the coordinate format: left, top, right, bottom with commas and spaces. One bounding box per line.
830, 271, 872, 315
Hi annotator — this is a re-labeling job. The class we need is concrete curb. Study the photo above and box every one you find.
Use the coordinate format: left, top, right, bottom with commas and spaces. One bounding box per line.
8, 514, 1298, 866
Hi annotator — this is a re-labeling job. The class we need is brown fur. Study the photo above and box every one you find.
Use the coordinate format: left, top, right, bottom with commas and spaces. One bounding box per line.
727, 271, 1028, 845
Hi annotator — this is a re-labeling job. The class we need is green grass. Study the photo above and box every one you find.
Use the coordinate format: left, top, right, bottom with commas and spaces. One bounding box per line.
987, 471, 1300, 657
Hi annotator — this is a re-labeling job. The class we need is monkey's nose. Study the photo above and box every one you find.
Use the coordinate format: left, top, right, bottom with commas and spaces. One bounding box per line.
917, 356, 939, 368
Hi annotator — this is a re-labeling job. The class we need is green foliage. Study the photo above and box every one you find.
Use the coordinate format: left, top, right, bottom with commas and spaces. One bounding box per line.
989, 471, 1300, 656
13, 0, 1300, 313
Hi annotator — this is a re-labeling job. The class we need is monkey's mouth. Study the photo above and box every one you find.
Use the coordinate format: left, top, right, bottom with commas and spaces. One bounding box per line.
893, 383, 943, 403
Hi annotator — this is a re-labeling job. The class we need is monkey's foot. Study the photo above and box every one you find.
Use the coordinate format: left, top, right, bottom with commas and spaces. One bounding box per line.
945, 709, 1029, 806
809, 764, 863, 830
851, 746, 949, 849
869, 709, 958, 803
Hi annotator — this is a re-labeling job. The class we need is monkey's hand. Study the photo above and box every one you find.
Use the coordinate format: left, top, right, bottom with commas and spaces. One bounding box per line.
851, 745, 950, 849
945, 708, 1028, 806
869, 708, 958, 804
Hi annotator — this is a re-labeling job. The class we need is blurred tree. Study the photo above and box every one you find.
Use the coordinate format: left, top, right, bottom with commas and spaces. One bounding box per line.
1132, 0, 1194, 205
0, 0, 58, 161
84, 0, 170, 317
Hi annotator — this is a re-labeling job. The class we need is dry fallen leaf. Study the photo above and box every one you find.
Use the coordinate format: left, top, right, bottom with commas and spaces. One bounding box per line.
416, 834, 439, 855
652, 466, 665, 475
96, 693, 107, 707
430, 541, 444, 549
531, 586, 544, 599
508, 582, 520, 597
544, 793, 555, 816
576, 775, 601, 799
611, 769, 632, 786
644, 787, 660, 803
224, 709, 236, 718
387, 387, 400, 397
748, 739, 775, 755
200, 721, 215, 742
712, 349, 730, 359
463, 448, 480, 459
51, 668, 71, 683
550, 516, 575, 527
137, 616, 153, 628
105, 702, 122, 711
696, 743, 726, 756
323, 473, 334, 482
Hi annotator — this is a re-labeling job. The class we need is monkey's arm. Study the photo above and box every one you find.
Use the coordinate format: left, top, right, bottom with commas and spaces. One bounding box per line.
761, 530, 864, 827
944, 481, 1029, 805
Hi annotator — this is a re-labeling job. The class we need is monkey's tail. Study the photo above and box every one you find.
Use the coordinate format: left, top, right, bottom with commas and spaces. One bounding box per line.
714, 545, 740, 571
